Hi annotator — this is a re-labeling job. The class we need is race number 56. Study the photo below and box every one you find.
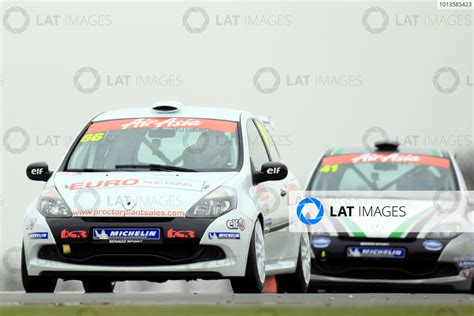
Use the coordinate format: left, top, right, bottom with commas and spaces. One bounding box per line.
81, 133, 104, 143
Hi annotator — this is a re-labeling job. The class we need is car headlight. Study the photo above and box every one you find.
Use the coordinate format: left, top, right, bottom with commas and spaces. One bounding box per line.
186, 186, 238, 218
36, 187, 72, 218
425, 222, 462, 240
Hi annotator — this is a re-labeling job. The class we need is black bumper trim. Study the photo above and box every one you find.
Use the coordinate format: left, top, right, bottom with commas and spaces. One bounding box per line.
40, 271, 223, 281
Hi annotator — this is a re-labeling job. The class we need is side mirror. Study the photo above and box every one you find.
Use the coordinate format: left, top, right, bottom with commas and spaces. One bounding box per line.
26, 162, 52, 182
253, 162, 288, 184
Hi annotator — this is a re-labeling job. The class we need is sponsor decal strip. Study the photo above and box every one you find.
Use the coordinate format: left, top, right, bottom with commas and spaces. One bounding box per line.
322, 154, 451, 168
87, 118, 237, 134
67, 178, 205, 192
72, 209, 185, 217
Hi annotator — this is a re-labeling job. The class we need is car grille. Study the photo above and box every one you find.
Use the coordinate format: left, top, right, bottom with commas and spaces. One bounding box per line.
38, 244, 225, 266
312, 259, 459, 280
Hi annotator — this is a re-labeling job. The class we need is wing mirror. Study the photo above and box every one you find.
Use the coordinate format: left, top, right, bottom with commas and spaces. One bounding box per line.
26, 162, 52, 182
253, 162, 288, 184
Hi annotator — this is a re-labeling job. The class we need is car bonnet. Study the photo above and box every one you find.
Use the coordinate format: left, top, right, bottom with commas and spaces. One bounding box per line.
53, 171, 238, 217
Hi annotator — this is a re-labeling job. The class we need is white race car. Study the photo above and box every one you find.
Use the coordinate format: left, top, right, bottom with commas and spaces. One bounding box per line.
22, 101, 310, 293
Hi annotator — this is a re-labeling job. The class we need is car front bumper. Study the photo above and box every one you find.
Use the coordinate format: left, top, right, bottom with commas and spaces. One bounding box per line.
310, 234, 474, 291
24, 209, 253, 280
311, 272, 472, 291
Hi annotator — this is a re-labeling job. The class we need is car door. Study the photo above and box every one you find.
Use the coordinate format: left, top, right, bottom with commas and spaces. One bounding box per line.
247, 119, 297, 264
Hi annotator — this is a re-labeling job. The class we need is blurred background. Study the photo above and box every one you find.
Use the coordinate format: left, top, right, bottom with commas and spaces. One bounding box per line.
0, 0, 472, 292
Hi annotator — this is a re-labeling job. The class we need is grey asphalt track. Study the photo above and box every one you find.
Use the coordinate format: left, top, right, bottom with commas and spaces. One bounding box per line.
0, 292, 473, 306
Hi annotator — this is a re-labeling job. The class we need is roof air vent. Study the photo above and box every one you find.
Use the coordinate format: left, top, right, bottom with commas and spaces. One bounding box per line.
151, 101, 183, 113
374, 140, 400, 152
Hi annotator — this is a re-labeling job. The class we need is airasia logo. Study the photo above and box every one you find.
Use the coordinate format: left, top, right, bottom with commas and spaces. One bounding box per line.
69, 179, 140, 190
352, 153, 421, 164
121, 118, 202, 130
166, 228, 196, 239
61, 229, 88, 239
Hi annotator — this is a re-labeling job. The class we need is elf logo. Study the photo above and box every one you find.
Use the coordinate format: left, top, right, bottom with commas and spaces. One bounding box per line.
266, 167, 281, 175
226, 218, 246, 231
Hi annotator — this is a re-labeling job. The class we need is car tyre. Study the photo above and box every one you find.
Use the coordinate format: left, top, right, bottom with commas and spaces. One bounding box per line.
275, 233, 311, 293
21, 244, 57, 293
82, 280, 116, 293
230, 220, 265, 293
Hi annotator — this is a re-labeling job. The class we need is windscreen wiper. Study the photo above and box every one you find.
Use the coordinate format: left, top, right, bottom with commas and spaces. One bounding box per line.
115, 164, 198, 172
66, 168, 113, 172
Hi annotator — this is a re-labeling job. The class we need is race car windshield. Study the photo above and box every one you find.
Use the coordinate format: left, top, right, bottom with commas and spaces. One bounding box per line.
310, 153, 457, 191
66, 117, 240, 172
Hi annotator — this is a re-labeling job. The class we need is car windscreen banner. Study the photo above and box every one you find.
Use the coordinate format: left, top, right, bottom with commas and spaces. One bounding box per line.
87, 118, 238, 134
321, 153, 451, 169
288, 191, 474, 238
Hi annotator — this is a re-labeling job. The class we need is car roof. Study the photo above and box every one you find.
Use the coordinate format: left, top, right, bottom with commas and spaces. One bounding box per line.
92, 105, 246, 122
323, 146, 451, 159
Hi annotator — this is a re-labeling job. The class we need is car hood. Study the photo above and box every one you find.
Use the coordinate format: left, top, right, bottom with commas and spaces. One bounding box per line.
53, 171, 238, 217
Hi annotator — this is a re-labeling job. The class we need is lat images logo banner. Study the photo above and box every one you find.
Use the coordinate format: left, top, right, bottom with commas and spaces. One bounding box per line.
289, 191, 474, 237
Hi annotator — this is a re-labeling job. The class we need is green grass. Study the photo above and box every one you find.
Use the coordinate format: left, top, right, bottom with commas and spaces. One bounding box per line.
0, 305, 473, 316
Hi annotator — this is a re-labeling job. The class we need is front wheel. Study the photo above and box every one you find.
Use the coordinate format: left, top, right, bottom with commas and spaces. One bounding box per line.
230, 220, 266, 293
83, 280, 116, 293
21, 245, 57, 293
275, 233, 311, 293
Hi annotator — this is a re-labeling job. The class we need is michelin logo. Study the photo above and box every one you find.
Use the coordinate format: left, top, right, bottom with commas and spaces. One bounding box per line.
93, 229, 160, 240
208, 232, 240, 240
347, 247, 405, 259
29, 232, 48, 240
